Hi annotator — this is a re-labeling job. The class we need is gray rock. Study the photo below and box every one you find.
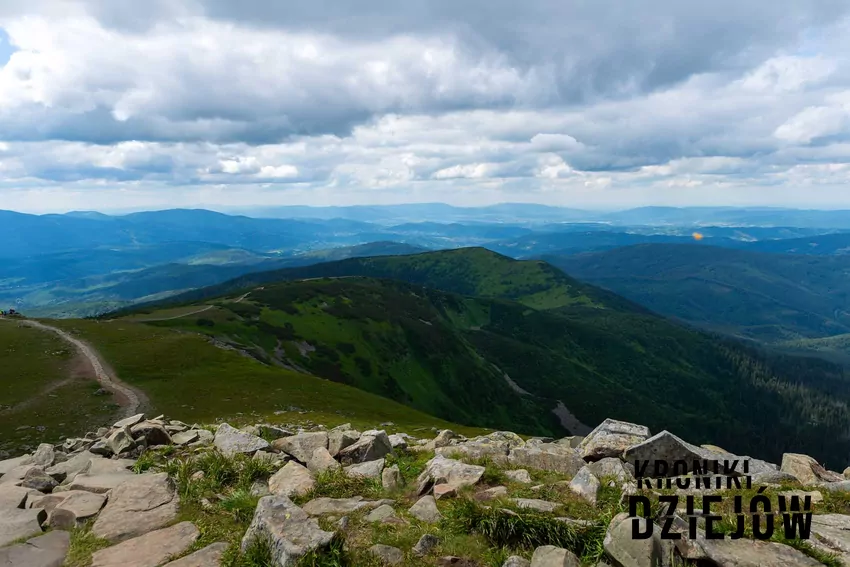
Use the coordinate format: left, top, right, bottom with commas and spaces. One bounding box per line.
586, 458, 635, 483
302, 496, 391, 516
382, 464, 402, 490
476, 486, 509, 501
250, 479, 271, 497
432, 430, 458, 449
580, 418, 650, 461
388, 434, 408, 450
31, 444, 56, 468
530, 545, 580, 567
62, 438, 94, 453
435, 431, 524, 462
416, 455, 485, 495
21, 468, 58, 493
241, 495, 335, 566
27, 493, 69, 512
369, 544, 404, 565
337, 431, 392, 465
344, 458, 385, 479
603, 512, 664, 567
0, 529, 70, 567
113, 413, 145, 428
162, 541, 229, 567
503, 557, 531, 567
0, 485, 34, 509
256, 425, 294, 441
268, 461, 315, 498
808, 513, 850, 565
508, 445, 584, 476
91, 521, 199, 567
512, 498, 560, 513
0, 465, 39, 486
107, 426, 136, 456
781, 453, 844, 486
89, 439, 112, 457
273, 432, 329, 463
92, 472, 178, 542
213, 423, 270, 457
306, 447, 340, 474
66, 472, 135, 494
408, 495, 442, 523
413, 534, 441, 557
364, 504, 397, 523
678, 525, 823, 566
327, 429, 360, 457
555, 436, 584, 449
0, 507, 46, 546
45, 451, 95, 483
172, 430, 200, 445
505, 469, 533, 484
50, 490, 106, 527
0, 455, 34, 477
569, 467, 600, 505
130, 422, 173, 446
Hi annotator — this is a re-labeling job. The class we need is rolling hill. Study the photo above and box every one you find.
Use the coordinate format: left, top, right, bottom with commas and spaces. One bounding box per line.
545, 243, 850, 342
111, 248, 850, 463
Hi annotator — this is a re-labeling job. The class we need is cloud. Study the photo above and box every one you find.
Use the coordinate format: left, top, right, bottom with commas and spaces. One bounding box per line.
1, 1, 850, 211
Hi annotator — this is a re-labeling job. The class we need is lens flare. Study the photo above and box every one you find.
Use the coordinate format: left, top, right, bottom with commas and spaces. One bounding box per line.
692, 232, 704, 241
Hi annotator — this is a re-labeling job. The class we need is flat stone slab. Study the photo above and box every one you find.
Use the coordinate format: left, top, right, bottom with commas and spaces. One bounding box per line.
302, 496, 391, 515
0, 507, 46, 547
91, 521, 199, 567
0, 530, 70, 567
92, 472, 178, 542
162, 542, 229, 567
213, 423, 270, 457
0, 485, 33, 509
0, 456, 33, 477
66, 473, 136, 494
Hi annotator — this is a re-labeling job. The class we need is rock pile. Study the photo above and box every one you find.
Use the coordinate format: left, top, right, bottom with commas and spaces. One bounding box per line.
2, 414, 850, 566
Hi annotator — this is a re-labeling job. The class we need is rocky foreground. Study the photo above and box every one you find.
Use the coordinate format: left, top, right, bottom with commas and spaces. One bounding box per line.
2, 415, 850, 566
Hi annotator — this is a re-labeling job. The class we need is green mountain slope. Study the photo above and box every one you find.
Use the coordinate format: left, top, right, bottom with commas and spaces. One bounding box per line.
545, 243, 850, 342
115, 248, 850, 463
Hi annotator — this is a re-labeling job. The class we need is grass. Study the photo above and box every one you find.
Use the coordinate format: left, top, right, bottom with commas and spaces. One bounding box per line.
295, 468, 383, 503
46, 318, 488, 437
0, 322, 120, 456
64, 523, 112, 567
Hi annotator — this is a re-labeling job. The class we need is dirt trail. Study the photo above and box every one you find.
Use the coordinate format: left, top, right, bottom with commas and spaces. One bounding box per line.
126, 290, 255, 323
15, 319, 144, 419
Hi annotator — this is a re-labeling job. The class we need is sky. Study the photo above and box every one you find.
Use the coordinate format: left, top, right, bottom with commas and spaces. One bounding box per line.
1, 1, 850, 213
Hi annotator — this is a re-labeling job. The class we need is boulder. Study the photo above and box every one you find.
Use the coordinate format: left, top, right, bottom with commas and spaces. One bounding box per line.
433, 484, 457, 499
213, 423, 270, 457
432, 430, 458, 449
555, 436, 584, 449
0, 455, 34, 477
388, 434, 408, 450
27, 493, 69, 513
476, 486, 509, 501
436, 431, 524, 462
130, 422, 173, 446
781, 453, 844, 486
327, 429, 360, 457
89, 440, 112, 457
106, 427, 136, 456
162, 541, 229, 567
416, 455, 485, 495
369, 544, 404, 565
273, 432, 329, 464
31, 444, 56, 468
678, 527, 824, 566
91, 472, 179, 542
844, 466, 850, 480
0, 485, 35, 509
302, 496, 391, 516
91, 521, 199, 567
0, 465, 39, 486
382, 465, 402, 490
505, 469, 533, 484
569, 467, 601, 505
364, 504, 397, 523
337, 431, 393, 465
21, 469, 58, 493
171, 430, 200, 446
0, 529, 70, 567
530, 545, 580, 567
306, 447, 339, 474
0, 507, 46, 547
809, 513, 850, 564
113, 413, 145, 428
512, 499, 560, 513
241, 496, 335, 567
603, 512, 664, 567
508, 445, 585, 476
586, 458, 635, 483
408, 495, 442, 523
413, 534, 441, 557
268, 461, 315, 498
45, 451, 96, 483
623, 431, 714, 477
49, 490, 106, 528
344, 458, 385, 479
579, 419, 650, 461
503, 557, 531, 567
66, 472, 135, 494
